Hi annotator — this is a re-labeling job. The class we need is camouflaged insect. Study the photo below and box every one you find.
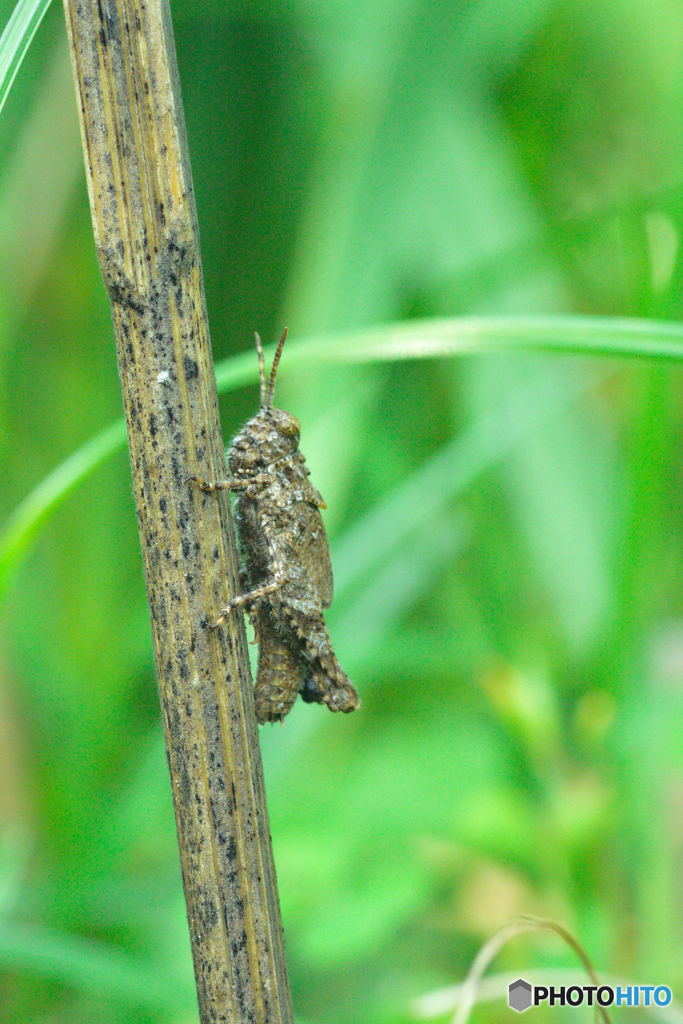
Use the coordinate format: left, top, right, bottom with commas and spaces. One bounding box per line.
189, 329, 360, 724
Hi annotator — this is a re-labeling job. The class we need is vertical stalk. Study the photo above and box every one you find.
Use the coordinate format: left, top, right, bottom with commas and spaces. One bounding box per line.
61, 0, 294, 1020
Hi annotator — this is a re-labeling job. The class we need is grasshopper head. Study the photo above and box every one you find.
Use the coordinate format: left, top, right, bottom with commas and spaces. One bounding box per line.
228, 329, 301, 471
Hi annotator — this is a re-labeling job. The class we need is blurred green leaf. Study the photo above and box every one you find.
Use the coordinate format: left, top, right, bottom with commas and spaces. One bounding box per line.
0, 919, 195, 1010
331, 359, 595, 604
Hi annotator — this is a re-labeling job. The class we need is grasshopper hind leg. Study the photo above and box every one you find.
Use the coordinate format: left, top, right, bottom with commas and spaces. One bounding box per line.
300, 661, 360, 714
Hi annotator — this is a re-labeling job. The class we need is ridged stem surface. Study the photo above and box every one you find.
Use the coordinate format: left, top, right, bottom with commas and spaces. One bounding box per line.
61, 1, 293, 1020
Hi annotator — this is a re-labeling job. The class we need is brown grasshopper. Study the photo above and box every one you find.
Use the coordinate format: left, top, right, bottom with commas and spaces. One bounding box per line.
189, 329, 360, 724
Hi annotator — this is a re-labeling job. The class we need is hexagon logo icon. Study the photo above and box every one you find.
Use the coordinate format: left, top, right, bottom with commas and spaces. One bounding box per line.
508, 978, 532, 1012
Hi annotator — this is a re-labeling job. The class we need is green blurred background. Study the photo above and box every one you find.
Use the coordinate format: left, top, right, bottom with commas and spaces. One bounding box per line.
1, 0, 683, 1021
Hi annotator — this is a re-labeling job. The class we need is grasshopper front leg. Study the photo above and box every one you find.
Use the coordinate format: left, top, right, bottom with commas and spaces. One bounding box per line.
212, 578, 286, 628
186, 473, 271, 493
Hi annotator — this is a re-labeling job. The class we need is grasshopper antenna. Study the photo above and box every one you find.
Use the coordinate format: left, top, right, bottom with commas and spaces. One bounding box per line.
255, 332, 267, 408
266, 327, 288, 409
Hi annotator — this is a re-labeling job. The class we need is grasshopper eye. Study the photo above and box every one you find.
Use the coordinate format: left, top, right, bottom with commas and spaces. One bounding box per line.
279, 416, 300, 438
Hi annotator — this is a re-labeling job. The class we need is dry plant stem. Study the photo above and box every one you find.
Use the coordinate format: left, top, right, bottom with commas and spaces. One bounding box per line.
61, 0, 293, 1021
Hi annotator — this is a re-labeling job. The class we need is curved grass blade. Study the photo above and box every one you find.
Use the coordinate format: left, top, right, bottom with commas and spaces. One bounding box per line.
0, 418, 126, 595
451, 915, 611, 1024
0, 0, 53, 116
2, 313, 683, 601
